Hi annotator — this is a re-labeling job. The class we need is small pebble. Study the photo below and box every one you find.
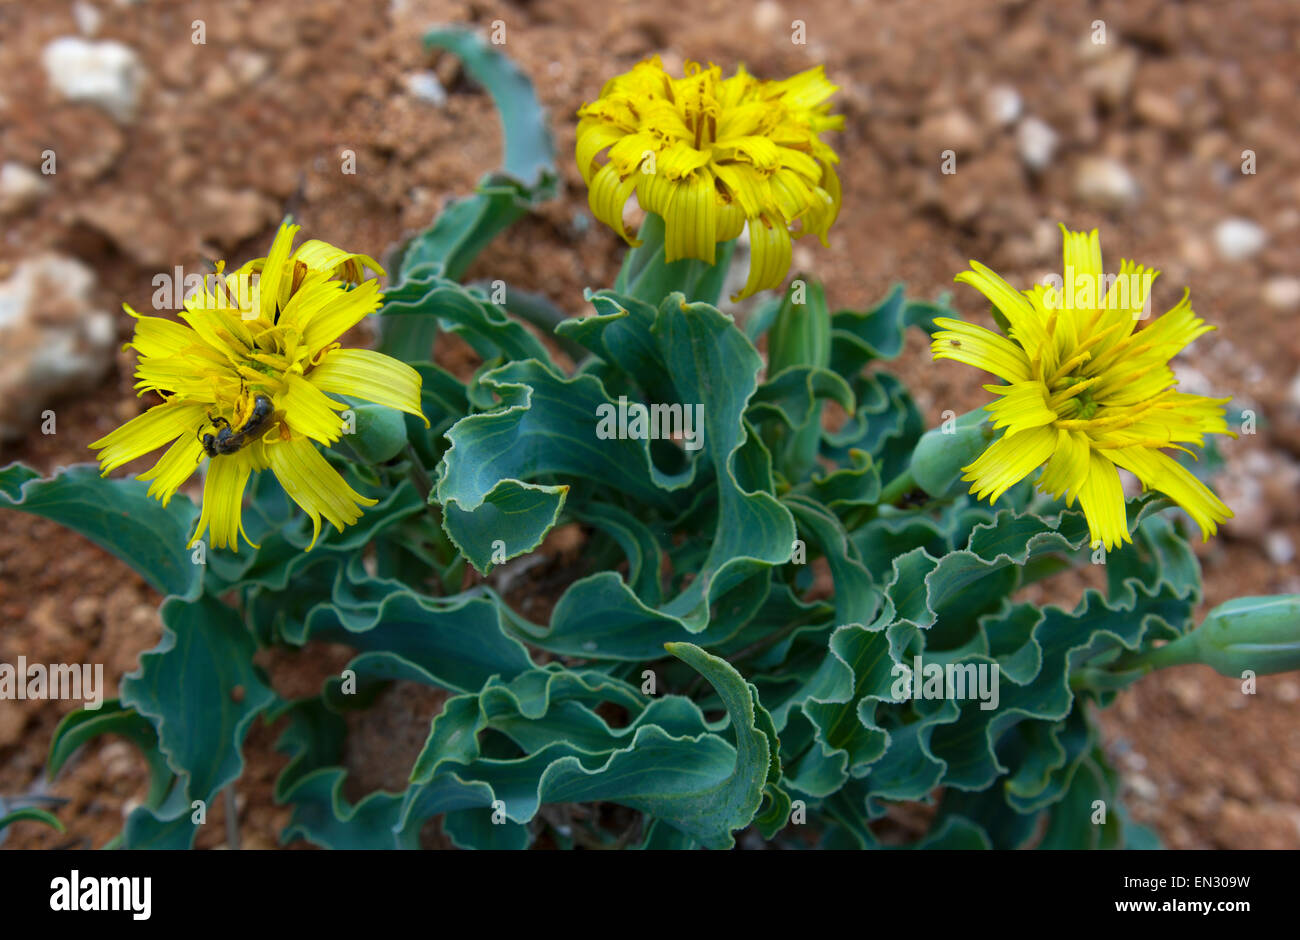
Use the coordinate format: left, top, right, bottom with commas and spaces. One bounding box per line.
1214, 218, 1267, 261
1015, 117, 1057, 172
404, 71, 447, 107
41, 36, 144, 123
984, 85, 1022, 127
1264, 531, 1295, 565
1074, 156, 1140, 209
1263, 277, 1300, 310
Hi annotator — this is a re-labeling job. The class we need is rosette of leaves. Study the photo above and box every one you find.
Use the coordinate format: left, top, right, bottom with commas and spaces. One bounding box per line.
4, 28, 1292, 850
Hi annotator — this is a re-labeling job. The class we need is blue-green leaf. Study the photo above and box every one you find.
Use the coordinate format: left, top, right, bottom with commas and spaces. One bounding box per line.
121, 595, 276, 804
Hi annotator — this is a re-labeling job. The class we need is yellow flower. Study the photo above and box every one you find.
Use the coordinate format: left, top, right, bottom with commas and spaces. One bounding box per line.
90, 222, 427, 551
933, 225, 1234, 550
576, 57, 843, 299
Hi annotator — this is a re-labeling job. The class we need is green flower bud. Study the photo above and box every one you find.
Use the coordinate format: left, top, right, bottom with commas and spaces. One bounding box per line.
909, 408, 994, 498
1188, 595, 1300, 677
767, 276, 830, 376
346, 403, 408, 464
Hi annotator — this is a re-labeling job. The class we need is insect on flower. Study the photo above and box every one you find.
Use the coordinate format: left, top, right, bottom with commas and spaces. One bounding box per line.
932, 225, 1234, 551
90, 221, 428, 552
199, 393, 276, 458
576, 57, 844, 300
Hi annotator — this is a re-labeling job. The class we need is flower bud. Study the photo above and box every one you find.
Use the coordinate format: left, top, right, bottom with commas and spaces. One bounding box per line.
767, 277, 831, 376
347, 403, 409, 463
910, 408, 994, 498
1189, 594, 1300, 677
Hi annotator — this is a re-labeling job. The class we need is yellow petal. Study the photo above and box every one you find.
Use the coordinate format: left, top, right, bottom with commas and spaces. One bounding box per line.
291, 239, 385, 282
189, 449, 256, 551
294, 278, 384, 353
1037, 428, 1090, 504
769, 168, 814, 223
662, 171, 717, 265
136, 433, 204, 505
954, 261, 1047, 357
1076, 451, 1130, 550
177, 297, 255, 362
767, 65, 839, 110
576, 123, 627, 186
279, 372, 347, 445
734, 214, 791, 301
257, 220, 301, 319
587, 162, 640, 244
1060, 225, 1103, 293
931, 317, 1031, 382
982, 381, 1057, 437
657, 141, 713, 179
713, 162, 767, 219
90, 401, 208, 473
267, 437, 376, 550
1105, 446, 1232, 541
961, 424, 1056, 504
1132, 289, 1214, 362
717, 201, 746, 243
307, 348, 428, 426
124, 305, 199, 359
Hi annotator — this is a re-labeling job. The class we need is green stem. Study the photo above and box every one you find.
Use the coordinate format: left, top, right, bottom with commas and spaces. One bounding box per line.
1069, 667, 1145, 693
615, 212, 736, 307
842, 467, 919, 531
405, 443, 434, 502
471, 283, 589, 362
1105, 631, 1201, 675
877, 467, 918, 506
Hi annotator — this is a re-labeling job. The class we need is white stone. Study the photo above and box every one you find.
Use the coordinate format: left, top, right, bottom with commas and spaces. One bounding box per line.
1126, 774, 1159, 802
73, 1, 103, 36
1074, 156, 1140, 209
1213, 218, 1267, 262
1265, 531, 1295, 565
1263, 277, 1300, 310
1015, 117, 1057, 172
0, 256, 118, 439
229, 49, 270, 87
0, 163, 50, 215
404, 71, 447, 107
41, 37, 144, 123
1121, 751, 1148, 772
985, 85, 1022, 127
753, 0, 784, 31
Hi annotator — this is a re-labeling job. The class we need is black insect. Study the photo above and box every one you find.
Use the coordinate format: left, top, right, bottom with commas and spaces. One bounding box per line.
896, 487, 930, 509
200, 394, 275, 458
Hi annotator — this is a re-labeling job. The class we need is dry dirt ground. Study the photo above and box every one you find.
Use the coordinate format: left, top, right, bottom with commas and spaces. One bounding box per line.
1, 0, 1298, 849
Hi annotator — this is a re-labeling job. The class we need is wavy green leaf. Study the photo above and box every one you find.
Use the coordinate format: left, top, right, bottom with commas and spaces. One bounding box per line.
121, 595, 276, 805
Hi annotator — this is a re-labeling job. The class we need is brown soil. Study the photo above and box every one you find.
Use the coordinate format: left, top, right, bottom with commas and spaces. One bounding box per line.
1, 0, 1298, 849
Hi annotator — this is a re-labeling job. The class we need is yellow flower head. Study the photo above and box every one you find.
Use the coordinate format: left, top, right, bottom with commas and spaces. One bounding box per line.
91, 222, 427, 552
576, 57, 844, 299
933, 225, 1234, 550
